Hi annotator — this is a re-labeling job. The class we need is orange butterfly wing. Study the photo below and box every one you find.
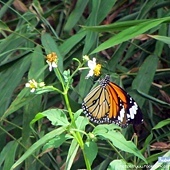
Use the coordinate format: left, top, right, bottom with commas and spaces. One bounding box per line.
106, 82, 143, 126
82, 75, 143, 127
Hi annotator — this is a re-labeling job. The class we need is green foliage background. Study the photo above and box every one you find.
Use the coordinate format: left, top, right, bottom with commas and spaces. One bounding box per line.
0, 0, 170, 170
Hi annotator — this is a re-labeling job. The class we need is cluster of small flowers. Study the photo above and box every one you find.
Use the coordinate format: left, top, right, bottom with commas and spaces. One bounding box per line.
25, 52, 58, 92
25, 53, 101, 92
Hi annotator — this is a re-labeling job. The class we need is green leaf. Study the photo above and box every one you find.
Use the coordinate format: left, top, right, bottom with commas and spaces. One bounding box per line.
30, 112, 45, 127
74, 109, 83, 120
42, 133, 69, 151
0, 56, 31, 118
59, 30, 86, 56
0, 20, 10, 31
93, 124, 147, 163
65, 139, 79, 170
10, 127, 66, 170
131, 55, 159, 107
146, 152, 165, 164
84, 141, 98, 166
0, 141, 18, 170
83, 0, 100, 54
64, 0, 89, 31
93, 124, 121, 133
91, 17, 170, 54
28, 45, 45, 80
152, 119, 170, 130
132, 55, 158, 90
32, 0, 43, 15
154, 23, 167, 56
141, 133, 153, 154
78, 71, 93, 99
0, 0, 13, 19
148, 35, 170, 45
82, 19, 149, 32
75, 116, 89, 131
150, 150, 170, 170
30, 109, 69, 129
83, 0, 117, 54
95, 0, 117, 24
107, 159, 127, 170
136, 0, 159, 19
108, 42, 129, 71
33, 109, 70, 126
0, 34, 32, 64
137, 90, 170, 107
22, 46, 44, 149
3, 47, 44, 119
3, 89, 36, 119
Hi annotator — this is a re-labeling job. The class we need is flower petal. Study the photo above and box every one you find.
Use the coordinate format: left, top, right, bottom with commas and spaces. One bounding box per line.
30, 88, 35, 93
51, 62, 57, 68
92, 58, 96, 62
88, 60, 96, 69
86, 70, 94, 79
49, 65, 52, 71
25, 83, 30, 87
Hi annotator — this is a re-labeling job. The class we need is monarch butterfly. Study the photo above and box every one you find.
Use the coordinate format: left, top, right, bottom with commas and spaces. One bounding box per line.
82, 75, 143, 128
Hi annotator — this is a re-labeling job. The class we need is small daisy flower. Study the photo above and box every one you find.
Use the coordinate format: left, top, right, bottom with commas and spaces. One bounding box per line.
25, 79, 45, 93
86, 58, 101, 79
46, 52, 58, 71
25, 79, 38, 93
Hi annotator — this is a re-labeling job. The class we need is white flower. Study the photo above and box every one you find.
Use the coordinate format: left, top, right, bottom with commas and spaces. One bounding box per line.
25, 79, 38, 93
46, 52, 58, 71
25, 79, 45, 93
86, 58, 101, 79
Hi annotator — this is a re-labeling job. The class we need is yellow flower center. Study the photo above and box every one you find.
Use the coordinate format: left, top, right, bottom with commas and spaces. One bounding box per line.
29, 81, 38, 89
93, 64, 101, 76
46, 52, 57, 62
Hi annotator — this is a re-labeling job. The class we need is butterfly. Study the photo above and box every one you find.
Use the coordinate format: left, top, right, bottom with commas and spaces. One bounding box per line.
82, 75, 143, 128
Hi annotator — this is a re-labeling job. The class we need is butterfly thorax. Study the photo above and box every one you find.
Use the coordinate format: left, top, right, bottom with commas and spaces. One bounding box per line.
100, 75, 110, 87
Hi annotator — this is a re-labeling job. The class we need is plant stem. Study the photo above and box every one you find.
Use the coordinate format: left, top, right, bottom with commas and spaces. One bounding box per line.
54, 66, 91, 169
63, 92, 91, 170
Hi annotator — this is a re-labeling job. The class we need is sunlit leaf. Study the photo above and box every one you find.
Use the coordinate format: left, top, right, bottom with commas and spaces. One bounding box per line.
93, 124, 147, 163
148, 35, 170, 45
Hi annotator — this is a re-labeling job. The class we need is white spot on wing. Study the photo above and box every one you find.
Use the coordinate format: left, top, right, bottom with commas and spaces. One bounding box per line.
119, 106, 125, 122
129, 102, 138, 119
